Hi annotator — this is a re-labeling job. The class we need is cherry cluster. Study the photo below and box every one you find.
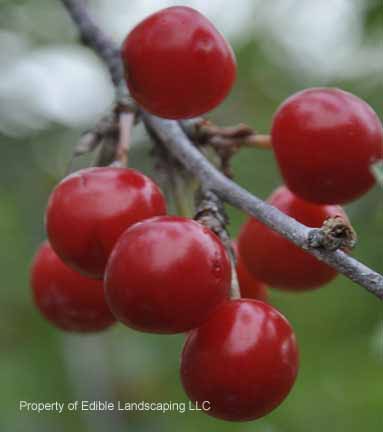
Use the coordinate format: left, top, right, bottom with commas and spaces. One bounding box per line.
31, 167, 278, 421
30, 5, 383, 423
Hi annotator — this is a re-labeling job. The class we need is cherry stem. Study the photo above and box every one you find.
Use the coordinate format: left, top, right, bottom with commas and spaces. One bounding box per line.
114, 111, 134, 167
173, 177, 195, 217
194, 189, 241, 299
230, 259, 241, 299
60, 0, 383, 300
250, 134, 272, 149
149, 127, 196, 217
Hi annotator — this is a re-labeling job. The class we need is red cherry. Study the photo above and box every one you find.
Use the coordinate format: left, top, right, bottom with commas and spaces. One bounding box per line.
181, 299, 299, 421
238, 186, 348, 291
272, 88, 383, 204
46, 167, 166, 279
30, 242, 115, 332
233, 242, 268, 301
105, 216, 231, 334
122, 6, 236, 119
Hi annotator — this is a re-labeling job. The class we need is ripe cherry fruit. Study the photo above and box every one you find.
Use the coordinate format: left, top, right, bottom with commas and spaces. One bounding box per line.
233, 242, 267, 301
105, 216, 231, 334
238, 185, 348, 291
46, 167, 166, 279
31, 242, 115, 332
181, 299, 299, 421
122, 6, 237, 119
272, 87, 383, 204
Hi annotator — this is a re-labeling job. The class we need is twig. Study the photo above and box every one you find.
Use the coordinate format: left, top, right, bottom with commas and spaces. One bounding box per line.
59, 0, 383, 299
181, 119, 272, 176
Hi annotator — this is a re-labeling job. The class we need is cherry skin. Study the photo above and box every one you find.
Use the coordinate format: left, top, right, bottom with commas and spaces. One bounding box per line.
272, 87, 383, 204
233, 242, 268, 301
105, 216, 231, 334
122, 6, 236, 119
46, 167, 166, 279
30, 242, 115, 332
180, 299, 299, 421
238, 185, 348, 291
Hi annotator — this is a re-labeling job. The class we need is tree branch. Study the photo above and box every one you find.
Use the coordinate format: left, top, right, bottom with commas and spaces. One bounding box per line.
61, 0, 124, 86
142, 114, 383, 298
59, 0, 383, 299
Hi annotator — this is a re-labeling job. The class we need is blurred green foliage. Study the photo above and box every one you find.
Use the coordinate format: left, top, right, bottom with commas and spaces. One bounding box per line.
0, 1, 382, 431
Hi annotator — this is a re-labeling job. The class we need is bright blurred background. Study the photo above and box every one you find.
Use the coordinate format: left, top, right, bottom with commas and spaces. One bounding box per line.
1, 0, 382, 431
